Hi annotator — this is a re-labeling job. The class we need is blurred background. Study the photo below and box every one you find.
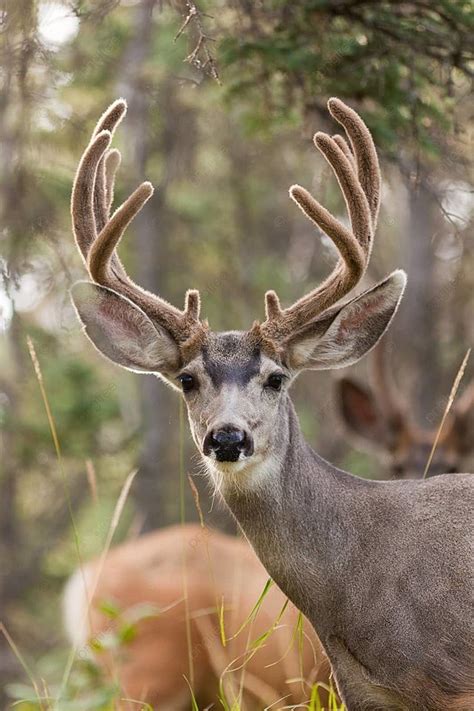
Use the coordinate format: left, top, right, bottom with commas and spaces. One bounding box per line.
0, 0, 473, 707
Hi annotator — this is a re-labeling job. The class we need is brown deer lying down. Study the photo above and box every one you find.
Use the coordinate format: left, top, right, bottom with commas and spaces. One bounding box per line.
338, 340, 474, 479
63, 524, 329, 709
69, 97, 473, 709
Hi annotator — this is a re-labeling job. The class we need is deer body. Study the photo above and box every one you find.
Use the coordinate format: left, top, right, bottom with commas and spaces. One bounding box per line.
216, 396, 473, 710
192, 340, 474, 709
69, 97, 474, 709
64, 524, 327, 709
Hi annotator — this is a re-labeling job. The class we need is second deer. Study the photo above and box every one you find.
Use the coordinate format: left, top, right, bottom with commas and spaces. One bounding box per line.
64, 524, 329, 709
338, 341, 474, 479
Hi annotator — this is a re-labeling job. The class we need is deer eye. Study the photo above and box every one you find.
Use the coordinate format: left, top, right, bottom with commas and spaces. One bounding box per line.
265, 373, 284, 392
178, 373, 197, 393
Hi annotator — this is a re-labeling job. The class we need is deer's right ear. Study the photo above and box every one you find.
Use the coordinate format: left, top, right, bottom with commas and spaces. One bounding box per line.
71, 282, 181, 374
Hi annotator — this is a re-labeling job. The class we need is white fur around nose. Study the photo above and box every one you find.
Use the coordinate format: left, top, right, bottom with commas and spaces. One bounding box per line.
208, 384, 251, 433
200, 385, 279, 491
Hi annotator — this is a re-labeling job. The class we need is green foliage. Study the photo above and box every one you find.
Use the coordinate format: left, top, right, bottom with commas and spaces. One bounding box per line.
220, 0, 472, 159
6, 658, 120, 711
17, 345, 121, 463
307, 681, 345, 711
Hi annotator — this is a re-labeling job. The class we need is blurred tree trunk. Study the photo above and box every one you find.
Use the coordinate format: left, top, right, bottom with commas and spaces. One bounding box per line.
118, 0, 181, 530
0, 316, 23, 705
401, 176, 441, 419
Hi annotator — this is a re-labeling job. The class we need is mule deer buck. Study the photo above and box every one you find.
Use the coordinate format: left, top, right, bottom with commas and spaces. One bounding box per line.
338, 340, 474, 479
64, 524, 328, 709
70, 97, 473, 710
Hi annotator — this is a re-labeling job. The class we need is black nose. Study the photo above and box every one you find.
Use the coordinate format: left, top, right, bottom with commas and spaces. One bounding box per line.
204, 426, 253, 462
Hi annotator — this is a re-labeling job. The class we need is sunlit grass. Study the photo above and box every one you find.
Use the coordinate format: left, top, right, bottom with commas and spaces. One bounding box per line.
6, 642, 343, 711
307, 682, 344, 711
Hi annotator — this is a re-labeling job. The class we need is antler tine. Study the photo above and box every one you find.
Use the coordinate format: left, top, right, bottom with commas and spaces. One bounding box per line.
92, 100, 127, 235
72, 100, 204, 344
72, 130, 112, 263
313, 132, 372, 254
262, 99, 375, 341
332, 134, 356, 171
87, 181, 155, 282
93, 148, 126, 284
328, 98, 381, 228
72, 99, 127, 261
105, 149, 121, 213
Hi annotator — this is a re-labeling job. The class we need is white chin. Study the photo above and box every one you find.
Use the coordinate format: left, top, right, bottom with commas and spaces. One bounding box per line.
203, 453, 275, 492
206, 453, 251, 473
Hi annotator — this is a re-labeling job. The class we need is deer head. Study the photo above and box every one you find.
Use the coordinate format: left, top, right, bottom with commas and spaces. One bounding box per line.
338, 341, 474, 479
71, 97, 405, 487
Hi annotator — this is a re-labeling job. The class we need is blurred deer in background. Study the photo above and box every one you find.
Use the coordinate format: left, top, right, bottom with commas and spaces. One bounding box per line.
69, 97, 473, 709
63, 524, 329, 710
338, 340, 474, 479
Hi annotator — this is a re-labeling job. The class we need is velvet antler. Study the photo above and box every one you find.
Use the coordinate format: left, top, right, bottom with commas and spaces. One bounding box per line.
261, 98, 381, 342
71, 99, 203, 344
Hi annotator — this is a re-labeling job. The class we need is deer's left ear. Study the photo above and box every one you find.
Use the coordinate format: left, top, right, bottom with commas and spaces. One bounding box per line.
71, 281, 181, 375
283, 270, 406, 371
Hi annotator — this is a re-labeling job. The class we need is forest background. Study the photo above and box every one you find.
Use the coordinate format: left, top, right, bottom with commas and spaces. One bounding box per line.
0, 0, 473, 707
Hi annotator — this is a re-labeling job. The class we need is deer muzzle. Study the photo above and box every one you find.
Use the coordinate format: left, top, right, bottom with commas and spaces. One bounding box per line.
203, 425, 254, 462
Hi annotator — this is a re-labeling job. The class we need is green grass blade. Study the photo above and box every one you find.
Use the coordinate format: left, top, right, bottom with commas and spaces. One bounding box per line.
218, 594, 227, 647
308, 682, 322, 711
250, 598, 289, 650
184, 676, 200, 711
226, 577, 273, 641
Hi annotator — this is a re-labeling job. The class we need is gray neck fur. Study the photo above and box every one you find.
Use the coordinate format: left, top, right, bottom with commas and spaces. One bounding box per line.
213, 396, 474, 711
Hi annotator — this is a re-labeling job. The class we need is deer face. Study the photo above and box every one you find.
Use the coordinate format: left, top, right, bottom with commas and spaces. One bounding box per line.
176, 332, 288, 468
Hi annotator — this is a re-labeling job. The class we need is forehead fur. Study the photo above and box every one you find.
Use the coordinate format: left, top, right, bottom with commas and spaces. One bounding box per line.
203, 331, 260, 387
206, 331, 259, 359
187, 330, 280, 387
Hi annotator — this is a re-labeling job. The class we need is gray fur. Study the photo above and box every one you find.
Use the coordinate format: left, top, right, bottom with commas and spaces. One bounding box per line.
170, 326, 473, 710
202, 336, 261, 387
